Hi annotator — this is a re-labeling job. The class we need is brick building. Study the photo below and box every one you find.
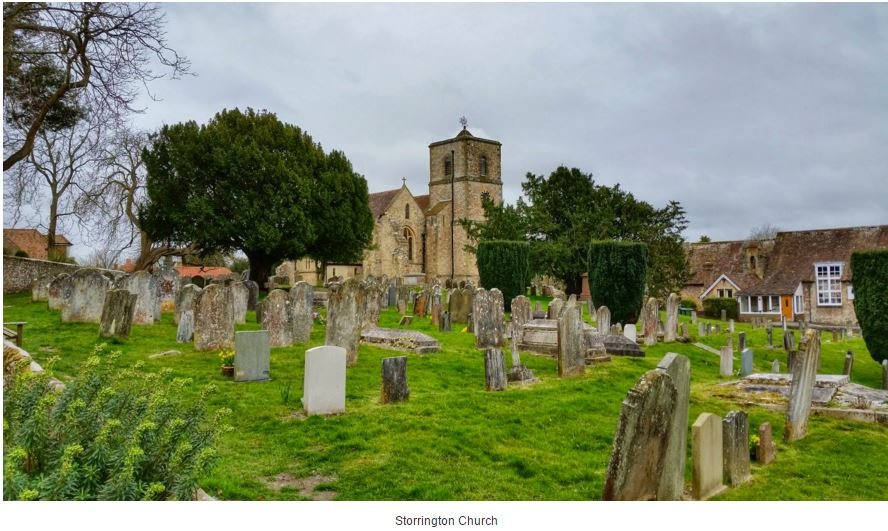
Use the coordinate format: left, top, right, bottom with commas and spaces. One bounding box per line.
3, 228, 72, 260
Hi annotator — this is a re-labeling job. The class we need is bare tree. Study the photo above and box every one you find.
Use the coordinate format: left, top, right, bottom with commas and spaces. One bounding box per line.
85, 245, 122, 269
3, 2, 190, 170
747, 223, 779, 241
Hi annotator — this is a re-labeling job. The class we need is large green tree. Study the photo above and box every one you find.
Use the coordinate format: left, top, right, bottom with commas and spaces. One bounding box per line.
139, 108, 373, 288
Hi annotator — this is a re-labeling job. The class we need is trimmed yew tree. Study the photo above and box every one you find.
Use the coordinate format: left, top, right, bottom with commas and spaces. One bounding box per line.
851, 249, 888, 364
476, 240, 530, 311
588, 240, 648, 324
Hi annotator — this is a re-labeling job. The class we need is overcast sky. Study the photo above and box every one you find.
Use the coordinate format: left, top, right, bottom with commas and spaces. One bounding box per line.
8, 3, 888, 259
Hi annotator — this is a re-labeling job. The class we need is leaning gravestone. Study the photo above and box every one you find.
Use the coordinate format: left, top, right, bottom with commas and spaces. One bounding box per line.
62, 269, 111, 323
303, 345, 347, 415
664, 293, 680, 342
547, 297, 564, 320
193, 283, 235, 352
596, 305, 611, 335
655, 353, 691, 501
174, 284, 202, 325
176, 310, 194, 343
260, 289, 294, 347
381, 356, 410, 403
290, 281, 314, 344
722, 411, 751, 486
234, 330, 270, 382
123, 270, 160, 324
99, 289, 138, 339
473, 288, 505, 349
692, 412, 725, 500
557, 296, 585, 377
230, 281, 249, 324
642, 297, 659, 346
602, 370, 678, 500
31, 273, 53, 302
784, 329, 820, 442
484, 348, 507, 391
325, 278, 365, 366
48, 273, 72, 311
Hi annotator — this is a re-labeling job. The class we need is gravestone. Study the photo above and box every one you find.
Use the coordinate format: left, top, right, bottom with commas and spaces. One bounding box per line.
691, 310, 697, 324
510, 295, 532, 337
842, 351, 854, 377
784, 329, 820, 442
767, 325, 773, 348
62, 269, 111, 323
722, 410, 751, 486
174, 284, 202, 325
610, 323, 622, 336
448, 288, 469, 323
388, 284, 397, 308
547, 297, 564, 320
664, 293, 679, 342
31, 274, 53, 302
602, 370, 678, 501
714, 324, 721, 335
381, 356, 409, 403
303, 345, 347, 415
234, 330, 270, 382
156, 267, 180, 312
439, 311, 452, 331
783, 330, 794, 352
757, 422, 776, 465
243, 280, 259, 311
230, 281, 249, 324
361, 277, 383, 329
557, 296, 585, 377
596, 305, 611, 335
720, 344, 734, 377
484, 348, 507, 391
124, 271, 163, 324
533, 302, 546, 320
193, 283, 235, 352
680, 323, 689, 340
655, 353, 691, 501
99, 289, 138, 339
698, 322, 705, 338
48, 273, 73, 311
882, 359, 887, 391
740, 348, 754, 376
176, 310, 194, 343
729, 319, 735, 333
473, 288, 505, 349
643, 297, 659, 346
414, 289, 428, 317
260, 289, 293, 347
290, 281, 314, 344
720, 309, 727, 321
692, 412, 725, 500
787, 351, 796, 372
623, 323, 637, 343
579, 272, 592, 301
430, 284, 443, 327
325, 278, 366, 366
706, 323, 713, 336
738, 332, 746, 352
771, 359, 780, 373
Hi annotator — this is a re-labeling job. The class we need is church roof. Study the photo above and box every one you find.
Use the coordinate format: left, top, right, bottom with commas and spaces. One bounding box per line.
428, 128, 501, 148
369, 189, 401, 218
414, 194, 430, 212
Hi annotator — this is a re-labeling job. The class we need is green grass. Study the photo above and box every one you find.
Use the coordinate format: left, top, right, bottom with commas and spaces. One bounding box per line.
4, 292, 887, 500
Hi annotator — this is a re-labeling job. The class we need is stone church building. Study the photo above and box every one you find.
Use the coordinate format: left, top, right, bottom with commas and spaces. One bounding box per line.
279, 127, 502, 285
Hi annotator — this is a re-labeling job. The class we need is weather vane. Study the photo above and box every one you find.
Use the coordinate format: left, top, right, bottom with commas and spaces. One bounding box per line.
459, 116, 468, 130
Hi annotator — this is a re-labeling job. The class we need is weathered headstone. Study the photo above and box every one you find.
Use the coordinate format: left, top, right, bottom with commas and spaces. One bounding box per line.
98, 289, 138, 339
387, 285, 397, 308
62, 269, 111, 323
722, 410, 751, 486
473, 288, 505, 349
439, 311, 451, 332
230, 281, 249, 324
325, 278, 366, 366
31, 274, 53, 302
448, 288, 469, 322
123, 271, 161, 325
510, 295, 532, 336
664, 293, 679, 342
234, 330, 270, 382
430, 284, 443, 327
771, 359, 780, 373
610, 323, 622, 336
414, 289, 427, 317
484, 348, 507, 391
193, 283, 235, 352
729, 319, 735, 333
740, 348, 754, 376
596, 305, 611, 335
547, 297, 564, 320
690, 310, 697, 324
783, 330, 794, 352
784, 329, 820, 442
156, 267, 180, 312
176, 310, 194, 343
787, 350, 797, 372
174, 284, 202, 325
655, 353, 691, 501
602, 370, 678, 501
698, 321, 705, 338
290, 281, 314, 344
720, 309, 727, 321
756, 422, 776, 465
381, 356, 409, 403
242, 280, 259, 311
738, 331, 746, 352
623, 323, 637, 343
48, 273, 72, 311
767, 325, 773, 348
533, 301, 546, 320
361, 277, 383, 329
842, 351, 854, 377
260, 289, 294, 347
643, 297, 659, 346
557, 296, 585, 377
720, 343, 733, 377
692, 413, 725, 500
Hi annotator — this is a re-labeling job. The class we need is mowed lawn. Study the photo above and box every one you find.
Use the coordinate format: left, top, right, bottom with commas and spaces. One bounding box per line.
4, 292, 887, 501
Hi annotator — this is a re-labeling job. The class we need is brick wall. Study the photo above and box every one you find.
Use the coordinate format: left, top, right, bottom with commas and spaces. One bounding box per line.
3, 256, 121, 294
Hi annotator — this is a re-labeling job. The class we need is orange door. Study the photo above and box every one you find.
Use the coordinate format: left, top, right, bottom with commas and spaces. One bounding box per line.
780, 295, 793, 320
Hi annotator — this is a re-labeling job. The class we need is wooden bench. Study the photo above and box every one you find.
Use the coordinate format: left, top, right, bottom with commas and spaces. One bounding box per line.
3, 321, 26, 347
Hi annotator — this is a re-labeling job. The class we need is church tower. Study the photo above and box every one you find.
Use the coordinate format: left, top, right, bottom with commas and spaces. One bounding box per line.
424, 125, 502, 284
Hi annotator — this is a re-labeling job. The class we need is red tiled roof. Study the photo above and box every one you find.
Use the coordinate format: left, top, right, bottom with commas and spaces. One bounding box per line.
175, 265, 233, 278
3, 228, 72, 260
414, 194, 430, 213
369, 189, 400, 218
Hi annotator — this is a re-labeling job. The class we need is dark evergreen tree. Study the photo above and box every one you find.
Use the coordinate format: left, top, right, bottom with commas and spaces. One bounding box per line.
851, 249, 888, 364
476, 241, 530, 311
588, 241, 648, 324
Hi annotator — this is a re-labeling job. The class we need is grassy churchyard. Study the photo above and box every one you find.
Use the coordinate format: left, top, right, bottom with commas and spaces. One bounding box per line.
4, 291, 888, 501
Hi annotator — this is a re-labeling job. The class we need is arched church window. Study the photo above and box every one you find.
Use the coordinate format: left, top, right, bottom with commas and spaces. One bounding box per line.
403, 227, 414, 261
480, 155, 488, 176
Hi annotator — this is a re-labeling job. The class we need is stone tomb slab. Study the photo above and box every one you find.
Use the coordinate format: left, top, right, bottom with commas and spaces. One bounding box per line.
360, 327, 440, 354
520, 319, 643, 358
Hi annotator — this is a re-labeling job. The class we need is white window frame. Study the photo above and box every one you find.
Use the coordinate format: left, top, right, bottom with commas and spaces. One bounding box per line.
815, 262, 843, 306
739, 294, 782, 315
793, 283, 804, 315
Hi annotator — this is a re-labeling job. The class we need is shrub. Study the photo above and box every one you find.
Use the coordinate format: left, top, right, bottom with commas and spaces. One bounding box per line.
680, 298, 698, 310
476, 240, 530, 312
14, 250, 28, 258
851, 249, 888, 364
587, 240, 648, 324
3, 345, 231, 500
703, 298, 739, 320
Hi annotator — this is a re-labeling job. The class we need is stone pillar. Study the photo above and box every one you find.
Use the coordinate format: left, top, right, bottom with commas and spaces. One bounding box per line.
722, 411, 751, 486
664, 293, 679, 342
484, 348, 507, 391
381, 356, 409, 403
784, 329, 820, 442
579, 272, 591, 302
692, 413, 725, 500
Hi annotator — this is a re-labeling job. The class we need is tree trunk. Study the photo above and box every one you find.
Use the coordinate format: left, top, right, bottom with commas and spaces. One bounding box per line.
47, 195, 59, 260
246, 250, 274, 292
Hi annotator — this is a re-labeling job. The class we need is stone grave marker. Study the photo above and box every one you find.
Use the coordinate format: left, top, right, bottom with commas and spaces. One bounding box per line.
655, 353, 691, 501
48, 273, 72, 311
602, 370, 678, 500
643, 297, 658, 346
698, 322, 705, 338
99, 289, 138, 339
31, 273, 53, 302
557, 296, 585, 377
176, 310, 194, 343
230, 281, 249, 324
156, 267, 180, 312
767, 325, 773, 348
510, 295, 532, 337
234, 330, 270, 382
783, 330, 794, 352
193, 283, 235, 351
729, 319, 735, 333
62, 269, 110, 323
720, 309, 727, 321
624, 323, 637, 343
533, 301, 545, 320
720, 344, 733, 377
260, 289, 293, 347
757, 422, 776, 465
388, 284, 397, 308
242, 280, 259, 311
842, 351, 854, 377
484, 348, 507, 391
439, 311, 451, 332
691, 310, 697, 324
610, 323, 622, 336
771, 359, 780, 373
430, 284, 443, 327
381, 356, 409, 403
740, 348, 754, 377
596, 305, 611, 335
692, 412, 725, 500
290, 281, 314, 344
722, 410, 751, 486
738, 331, 746, 352
325, 278, 366, 366
547, 297, 564, 320
784, 329, 820, 442
664, 293, 679, 342
174, 284, 202, 325
473, 288, 505, 349
882, 359, 887, 391
361, 277, 383, 329
303, 345, 347, 415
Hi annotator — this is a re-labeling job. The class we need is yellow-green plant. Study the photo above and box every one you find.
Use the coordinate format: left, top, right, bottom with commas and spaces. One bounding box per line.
218, 349, 235, 366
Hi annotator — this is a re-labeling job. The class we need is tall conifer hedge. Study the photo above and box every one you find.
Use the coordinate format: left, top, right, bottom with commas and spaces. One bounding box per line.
588, 240, 648, 324
476, 240, 530, 312
851, 249, 888, 364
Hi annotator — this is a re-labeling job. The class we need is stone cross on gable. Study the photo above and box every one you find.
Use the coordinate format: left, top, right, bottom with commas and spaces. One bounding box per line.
402, 177, 406, 186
